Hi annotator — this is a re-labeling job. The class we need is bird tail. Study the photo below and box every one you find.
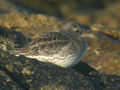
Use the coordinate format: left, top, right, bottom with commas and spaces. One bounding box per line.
8, 48, 28, 56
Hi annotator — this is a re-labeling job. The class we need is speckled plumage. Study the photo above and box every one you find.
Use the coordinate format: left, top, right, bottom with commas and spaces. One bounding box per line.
9, 22, 89, 67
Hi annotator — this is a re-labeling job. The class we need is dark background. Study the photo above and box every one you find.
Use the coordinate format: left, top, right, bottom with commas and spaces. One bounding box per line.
9, 0, 120, 16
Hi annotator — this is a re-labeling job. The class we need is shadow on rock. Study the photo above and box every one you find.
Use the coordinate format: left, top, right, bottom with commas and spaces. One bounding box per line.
0, 50, 120, 90
73, 61, 120, 90
0, 50, 95, 90
73, 61, 98, 76
0, 26, 31, 47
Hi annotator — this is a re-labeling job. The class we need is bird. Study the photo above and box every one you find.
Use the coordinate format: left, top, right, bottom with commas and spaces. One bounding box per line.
9, 22, 90, 68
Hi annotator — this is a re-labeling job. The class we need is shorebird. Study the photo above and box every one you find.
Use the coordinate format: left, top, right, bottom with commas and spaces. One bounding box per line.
9, 22, 90, 68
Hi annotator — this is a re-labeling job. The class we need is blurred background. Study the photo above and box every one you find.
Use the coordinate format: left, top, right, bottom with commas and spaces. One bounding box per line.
2, 0, 118, 26
0, 0, 120, 32
8, 0, 119, 14
8, 0, 119, 15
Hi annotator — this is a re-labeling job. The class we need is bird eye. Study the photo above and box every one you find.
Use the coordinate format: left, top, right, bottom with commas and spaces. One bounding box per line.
72, 24, 79, 32
72, 24, 77, 28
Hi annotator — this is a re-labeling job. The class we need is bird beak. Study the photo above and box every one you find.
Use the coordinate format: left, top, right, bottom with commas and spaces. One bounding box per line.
81, 32, 96, 39
80, 32, 88, 38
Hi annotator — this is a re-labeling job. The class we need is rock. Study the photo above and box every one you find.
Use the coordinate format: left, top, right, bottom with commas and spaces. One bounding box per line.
0, 50, 95, 90
0, 69, 24, 90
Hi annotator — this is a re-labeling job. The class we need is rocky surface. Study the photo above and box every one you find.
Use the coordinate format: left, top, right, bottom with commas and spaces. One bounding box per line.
0, 50, 96, 90
0, 69, 24, 90
0, 0, 120, 90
